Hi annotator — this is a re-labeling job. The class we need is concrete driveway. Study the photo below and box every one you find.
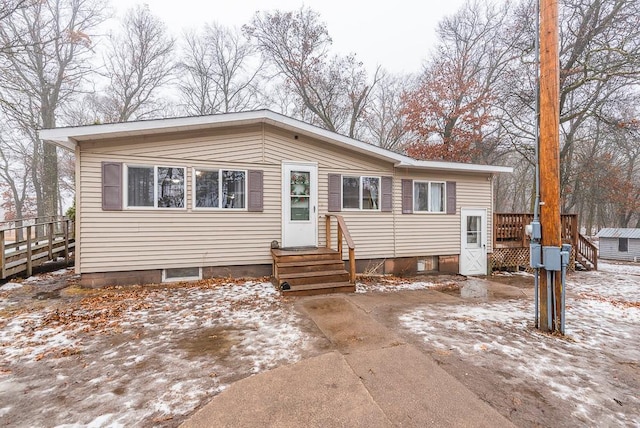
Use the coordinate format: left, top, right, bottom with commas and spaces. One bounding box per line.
181, 285, 515, 427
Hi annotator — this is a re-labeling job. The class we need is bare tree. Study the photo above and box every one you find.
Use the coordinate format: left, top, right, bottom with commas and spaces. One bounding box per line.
0, 0, 32, 54
0, 125, 33, 231
101, 4, 175, 122
0, 0, 106, 218
359, 71, 412, 151
557, 0, 640, 213
442, 0, 640, 221
178, 23, 263, 115
244, 7, 379, 138
404, 1, 524, 163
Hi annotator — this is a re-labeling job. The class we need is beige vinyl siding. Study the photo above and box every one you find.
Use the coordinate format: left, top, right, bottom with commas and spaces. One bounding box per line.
78, 127, 281, 273
82, 125, 265, 164
265, 127, 396, 260
316, 172, 395, 260
77, 121, 497, 275
264, 126, 392, 172
79, 158, 281, 272
394, 171, 494, 257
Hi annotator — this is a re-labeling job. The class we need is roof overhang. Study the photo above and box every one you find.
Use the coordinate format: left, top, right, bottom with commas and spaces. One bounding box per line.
39, 109, 513, 174
395, 160, 512, 174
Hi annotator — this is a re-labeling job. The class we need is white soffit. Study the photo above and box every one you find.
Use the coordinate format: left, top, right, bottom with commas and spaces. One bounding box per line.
38, 110, 513, 174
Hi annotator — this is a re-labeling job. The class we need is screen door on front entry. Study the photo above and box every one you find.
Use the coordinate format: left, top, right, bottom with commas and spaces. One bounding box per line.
282, 162, 317, 247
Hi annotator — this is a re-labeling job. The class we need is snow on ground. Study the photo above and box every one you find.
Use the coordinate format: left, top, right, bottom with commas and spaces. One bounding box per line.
0, 278, 321, 427
596, 259, 640, 277
0, 282, 23, 291
356, 280, 439, 293
399, 263, 640, 427
22, 267, 73, 283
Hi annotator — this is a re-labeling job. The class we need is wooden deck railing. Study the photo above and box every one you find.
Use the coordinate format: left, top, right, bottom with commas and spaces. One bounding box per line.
493, 212, 597, 270
1, 217, 75, 279
494, 213, 578, 248
325, 214, 356, 284
577, 234, 598, 271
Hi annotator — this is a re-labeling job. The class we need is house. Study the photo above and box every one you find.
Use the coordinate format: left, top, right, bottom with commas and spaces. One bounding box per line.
40, 110, 512, 289
596, 228, 640, 262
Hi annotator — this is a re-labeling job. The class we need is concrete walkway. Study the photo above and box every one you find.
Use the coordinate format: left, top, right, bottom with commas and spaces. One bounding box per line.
181, 289, 515, 427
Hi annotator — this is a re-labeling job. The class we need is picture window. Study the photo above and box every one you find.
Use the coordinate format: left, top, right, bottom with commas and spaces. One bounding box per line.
342, 176, 380, 210
194, 169, 246, 209
126, 165, 185, 208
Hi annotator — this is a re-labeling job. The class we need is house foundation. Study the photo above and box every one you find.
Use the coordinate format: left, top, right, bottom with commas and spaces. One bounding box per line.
79, 256, 461, 288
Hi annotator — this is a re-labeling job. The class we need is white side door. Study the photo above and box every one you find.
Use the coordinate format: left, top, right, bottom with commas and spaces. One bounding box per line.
460, 209, 488, 275
282, 162, 318, 248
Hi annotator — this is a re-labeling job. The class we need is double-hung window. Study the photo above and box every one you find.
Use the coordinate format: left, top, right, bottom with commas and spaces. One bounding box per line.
194, 169, 246, 209
342, 176, 380, 210
413, 181, 446, 213
126, 165, 186, 208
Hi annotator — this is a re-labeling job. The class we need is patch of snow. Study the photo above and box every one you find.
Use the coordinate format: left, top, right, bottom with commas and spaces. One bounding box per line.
493, 270, 534, 278
21, 268, 73, 284
398, 268, 640, 427
356, 280, 439, 293
0, 282, 23, 291
0, 280, 319, 427
598, 261, 640, 276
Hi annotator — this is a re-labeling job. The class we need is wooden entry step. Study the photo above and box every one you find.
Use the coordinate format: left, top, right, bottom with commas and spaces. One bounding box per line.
271, 247, 355, 296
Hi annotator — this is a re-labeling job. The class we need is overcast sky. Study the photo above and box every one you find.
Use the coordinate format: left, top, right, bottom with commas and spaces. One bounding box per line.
108, 0, 470, 74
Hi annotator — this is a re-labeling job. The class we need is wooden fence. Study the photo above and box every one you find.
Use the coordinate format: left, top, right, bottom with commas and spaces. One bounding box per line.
1, 217, 75, 279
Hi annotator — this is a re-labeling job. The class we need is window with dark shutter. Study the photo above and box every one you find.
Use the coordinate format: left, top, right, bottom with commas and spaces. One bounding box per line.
328, 173, 341, 212
402, 179, 413, 214
381, 176, 392, 212
247, 170, 263, 212
446, 181, 456, 215
102, 162, 122, 211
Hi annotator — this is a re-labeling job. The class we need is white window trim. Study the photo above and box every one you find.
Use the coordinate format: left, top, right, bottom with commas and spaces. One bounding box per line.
162, 267, 203, 283
341, 175, 382, 211
192, 168, 248, 211
124, 164, 187, 210
413, 180, 447, 214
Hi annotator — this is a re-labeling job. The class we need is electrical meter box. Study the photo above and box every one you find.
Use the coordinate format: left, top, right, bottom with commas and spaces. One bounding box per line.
543, 246, 561, 271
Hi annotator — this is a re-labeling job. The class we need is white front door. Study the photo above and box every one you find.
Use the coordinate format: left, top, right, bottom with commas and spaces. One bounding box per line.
460, 209, 488, 275
282, 162, 318, 248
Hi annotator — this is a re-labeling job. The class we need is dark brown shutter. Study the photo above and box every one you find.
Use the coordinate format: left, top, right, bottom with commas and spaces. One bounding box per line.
446, 181, 456, 215
328, 173, 341, 212
381, 176, 392, 212
247, 170, 263, 212
402, 179, 413, 214
102, 162, 122, 211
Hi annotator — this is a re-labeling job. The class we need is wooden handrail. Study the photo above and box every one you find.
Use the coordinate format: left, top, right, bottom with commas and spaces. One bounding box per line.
577, 234, 598, 270
0, 216, 70, 232
1, 217, 75, 279
325, 214, 356, 284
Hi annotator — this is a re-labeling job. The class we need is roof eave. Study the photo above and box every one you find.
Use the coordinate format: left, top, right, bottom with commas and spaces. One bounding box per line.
397, 160, 513, 174
37, 110, 513, 174
38, 110, 410, 165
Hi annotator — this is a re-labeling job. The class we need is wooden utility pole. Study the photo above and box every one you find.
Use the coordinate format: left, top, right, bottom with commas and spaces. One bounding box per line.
538, 0, 562, 332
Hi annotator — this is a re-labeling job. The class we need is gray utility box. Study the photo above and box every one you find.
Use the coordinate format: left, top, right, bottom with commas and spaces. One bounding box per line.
530, 243, 542, 268
561, 244, 571, 267
543, 246, 562, 271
